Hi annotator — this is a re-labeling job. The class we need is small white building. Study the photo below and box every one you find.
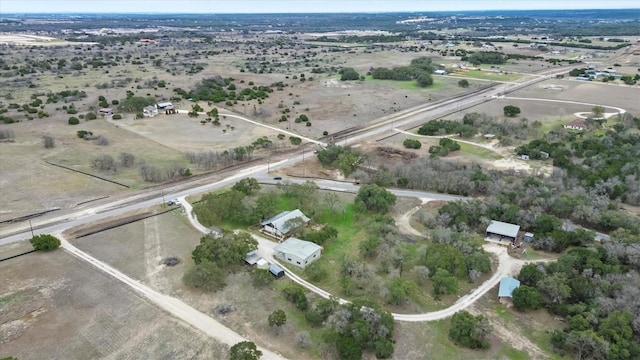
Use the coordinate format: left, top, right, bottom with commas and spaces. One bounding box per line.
434, 69, 447, 75
273, 237, 322, 268
143, 105, 158, 117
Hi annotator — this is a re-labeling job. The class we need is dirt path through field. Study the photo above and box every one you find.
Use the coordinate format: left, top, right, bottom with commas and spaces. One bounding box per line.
396, 198, 431, 237
474, 306, 548, 359
143, 215, 168, 290
55, 232, 287, 360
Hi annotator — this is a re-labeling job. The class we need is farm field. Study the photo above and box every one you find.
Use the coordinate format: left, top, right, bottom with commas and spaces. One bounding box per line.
0, 245, 226, 360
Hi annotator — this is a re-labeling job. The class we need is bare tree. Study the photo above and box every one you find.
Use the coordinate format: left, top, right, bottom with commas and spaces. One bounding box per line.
43, 135, 55, 148
91, 154, 116, 172
119, 152, 135, 167
95, 135, 109, 146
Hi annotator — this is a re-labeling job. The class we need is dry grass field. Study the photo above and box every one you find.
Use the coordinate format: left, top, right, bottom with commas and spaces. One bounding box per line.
0, 246, 227, 360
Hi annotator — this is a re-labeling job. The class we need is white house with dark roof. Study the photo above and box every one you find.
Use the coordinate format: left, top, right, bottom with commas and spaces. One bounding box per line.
273, 237, 322, 268
260, 209, 310, 239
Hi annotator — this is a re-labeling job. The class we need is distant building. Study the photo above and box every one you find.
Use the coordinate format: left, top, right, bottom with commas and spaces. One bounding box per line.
524, 232, 534, 243
564, 119, 587, 131
486, 220, 520, 243
273, 237, 322, 268
143, 105, 158, 117
498, 276, 521, 302
156, 102, 173, 110
98, 108, 113, 116
260, 209, 310, 240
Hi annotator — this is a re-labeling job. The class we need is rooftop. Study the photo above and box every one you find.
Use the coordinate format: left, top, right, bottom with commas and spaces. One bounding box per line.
274, 237, 322, 259
261, 209, 310, 234
498, 276, 521, 297
244, 251, 260, 265
486, 220, 520, 238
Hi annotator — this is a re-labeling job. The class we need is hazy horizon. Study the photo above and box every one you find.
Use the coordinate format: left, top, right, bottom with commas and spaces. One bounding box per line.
2, 0, 639, 14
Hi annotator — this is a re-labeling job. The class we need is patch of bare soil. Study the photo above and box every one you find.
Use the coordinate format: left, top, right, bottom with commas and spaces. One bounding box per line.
469, 301, 548, 360
375, 146, 419, 161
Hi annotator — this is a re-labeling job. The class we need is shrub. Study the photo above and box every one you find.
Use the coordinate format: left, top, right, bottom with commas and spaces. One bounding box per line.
289, 136, 302, 145
503, 105, 521, 117
85, 112, 97, 120
403, 138, 422, 149
458, 79, 470, 87
30, 234, 61, 251
112, 114, 122, 120
77, 130, 93, 139
68, 117, 79, 125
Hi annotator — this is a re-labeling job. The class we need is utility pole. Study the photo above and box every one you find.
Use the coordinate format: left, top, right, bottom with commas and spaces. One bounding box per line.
267, 158, 270, 174
28, 220, 35, 238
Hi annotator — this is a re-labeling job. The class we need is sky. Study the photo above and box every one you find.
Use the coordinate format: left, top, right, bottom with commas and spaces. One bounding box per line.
1, 0, 638, 14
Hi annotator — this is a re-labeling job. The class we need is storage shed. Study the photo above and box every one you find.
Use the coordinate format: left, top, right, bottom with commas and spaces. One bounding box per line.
269, 263, 285, 278
498, 276, 521, 300
486, 220, 520, 243
244, 251, 260, 265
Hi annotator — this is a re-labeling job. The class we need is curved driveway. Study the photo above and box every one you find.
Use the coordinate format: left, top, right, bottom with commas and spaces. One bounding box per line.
179, 191, 548, 322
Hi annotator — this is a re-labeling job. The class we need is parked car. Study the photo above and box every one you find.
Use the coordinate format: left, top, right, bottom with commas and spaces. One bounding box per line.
273, 177, 282, 180
166, 200, 174, 206
173, 199, 181, 206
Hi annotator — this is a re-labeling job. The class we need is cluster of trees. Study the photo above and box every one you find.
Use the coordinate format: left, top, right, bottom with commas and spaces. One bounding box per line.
449, 311, 491, 349
316, 143, 365, 178
183, 232, 258, 292
185, 145, 258, 170
118, 95, 155, 113
429, 138, 461, 157
369, 57, 435, 88
174, 76, 274, 104
417, 119, 477, 138
137, 161, 191, 183
339, 67, 361, 81
299, 293, 396, 359
462, 51, 506, 65
354, 184, 397, 214
514, 237, 640, 359
516, 122, 640, 206
194, 179, 323, 227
